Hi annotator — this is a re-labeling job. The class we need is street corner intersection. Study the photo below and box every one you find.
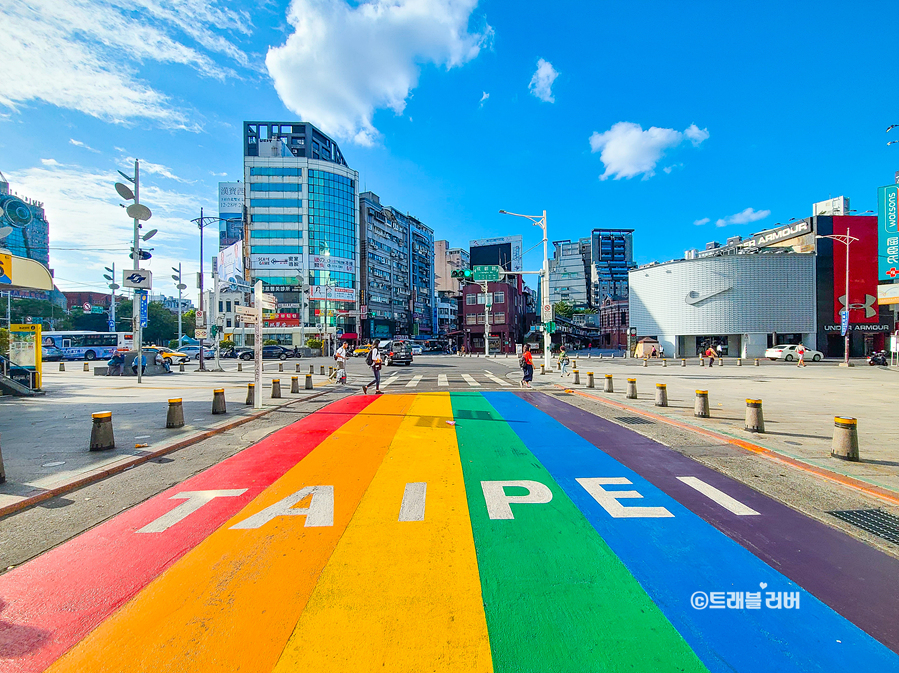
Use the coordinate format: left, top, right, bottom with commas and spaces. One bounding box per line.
2, 392, 899, 673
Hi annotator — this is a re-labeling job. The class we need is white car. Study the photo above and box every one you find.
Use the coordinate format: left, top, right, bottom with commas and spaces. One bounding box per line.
410, 344, 424, 355
765, 344, 822, 362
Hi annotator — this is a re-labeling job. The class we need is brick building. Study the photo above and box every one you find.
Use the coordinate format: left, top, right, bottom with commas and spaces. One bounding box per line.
459, 280, 529, 353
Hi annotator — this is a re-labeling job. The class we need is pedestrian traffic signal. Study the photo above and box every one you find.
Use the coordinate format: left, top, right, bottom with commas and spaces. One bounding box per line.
451, 268, 474, 280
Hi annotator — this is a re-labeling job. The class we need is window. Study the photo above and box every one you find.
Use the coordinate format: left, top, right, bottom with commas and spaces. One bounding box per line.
466, 294, 477, 305
466, 314, 477, 325
477, 314, 486, 324
252, 214, 303, 223
250, 182, 302, 192
250, 229, 303, 238
218, 301, 223, 312
226, 301, 232, 312
249, 245, 303, 254
493, 292, 505, 304
226, 319, 232, 328
493, 312, 505, 324
250, 199, 303, 208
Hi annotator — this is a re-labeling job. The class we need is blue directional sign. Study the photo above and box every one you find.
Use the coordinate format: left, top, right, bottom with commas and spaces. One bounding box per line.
138, 290, 149, 328
108, 319, 115, 332
840, 309, 849, 336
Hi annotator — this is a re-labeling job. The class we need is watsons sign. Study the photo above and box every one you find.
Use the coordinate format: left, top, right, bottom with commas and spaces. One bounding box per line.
740, 221, 812, 250
878, 184, 899, 280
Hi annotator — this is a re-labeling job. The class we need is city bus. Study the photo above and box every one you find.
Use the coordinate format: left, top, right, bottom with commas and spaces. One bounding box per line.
42, 331, 133, 361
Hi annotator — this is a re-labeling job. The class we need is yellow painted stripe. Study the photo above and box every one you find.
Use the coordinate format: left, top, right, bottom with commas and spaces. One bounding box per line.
274, 392, 493, 672
47, 394, 414, 673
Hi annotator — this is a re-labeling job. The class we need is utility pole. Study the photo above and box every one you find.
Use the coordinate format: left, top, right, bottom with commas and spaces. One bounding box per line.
197, 206, 207, 371
483, 280, 491, 356
172, 264, 185, 345
132, 159, 143, 384
103, 263, 117, 332
211, 255, 223, 372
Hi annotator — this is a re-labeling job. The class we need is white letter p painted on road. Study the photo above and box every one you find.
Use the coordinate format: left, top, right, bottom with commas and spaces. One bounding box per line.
481, 480, 553, 520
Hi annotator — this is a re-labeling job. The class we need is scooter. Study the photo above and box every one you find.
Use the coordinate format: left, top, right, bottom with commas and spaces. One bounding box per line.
868, 350, 888, 366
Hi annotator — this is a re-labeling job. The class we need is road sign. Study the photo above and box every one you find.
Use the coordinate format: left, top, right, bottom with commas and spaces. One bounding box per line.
108, 319, 115, 331
544, 321, 557, 334
260, 293, 277, 310
123, 269, 152, 290
196, 310, 205, 325
472, 265, 503, 282
195, 329, 208, 339
137, 290, 148, 328
235, 305, 255, 316
91, 306, 104, 314
238, 315, 257, 324
840, 309, 849, 337
82, 302, 91, 311
541, 303, 553, 322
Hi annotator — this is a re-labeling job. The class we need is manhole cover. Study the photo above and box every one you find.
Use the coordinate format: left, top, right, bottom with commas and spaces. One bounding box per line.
42, 461, 66, 468
613, 416, 654, 425
827, 509, 899, 545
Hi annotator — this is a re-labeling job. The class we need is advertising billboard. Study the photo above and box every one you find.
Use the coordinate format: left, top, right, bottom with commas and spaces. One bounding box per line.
878, 184, 899, 280
309, 285, 357, 302
832, 215, 878, 324
250, 253, 301, 271
310, 254, 355, 273
217, 240, 244, 284
469, 235, 523, 272
219, 182, 244, 248
218, 182, 243, 212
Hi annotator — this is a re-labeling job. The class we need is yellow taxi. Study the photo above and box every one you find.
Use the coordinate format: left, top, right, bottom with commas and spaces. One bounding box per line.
353, 344, 374, 358
143, 345, 191, 364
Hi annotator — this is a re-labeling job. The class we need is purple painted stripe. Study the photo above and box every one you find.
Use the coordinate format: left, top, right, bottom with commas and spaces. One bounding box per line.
522, 391, 899, 654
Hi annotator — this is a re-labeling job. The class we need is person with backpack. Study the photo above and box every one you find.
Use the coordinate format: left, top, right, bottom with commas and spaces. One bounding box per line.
519, 345, 534, 388
363, 339, 383, 395
560, 346, 571, 377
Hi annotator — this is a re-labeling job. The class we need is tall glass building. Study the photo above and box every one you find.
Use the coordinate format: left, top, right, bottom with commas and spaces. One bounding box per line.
0, 171, 50, 267
243, 122, 359, 337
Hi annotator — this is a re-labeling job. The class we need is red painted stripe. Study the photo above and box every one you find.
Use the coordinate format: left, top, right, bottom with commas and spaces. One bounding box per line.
0, 394, 375, 673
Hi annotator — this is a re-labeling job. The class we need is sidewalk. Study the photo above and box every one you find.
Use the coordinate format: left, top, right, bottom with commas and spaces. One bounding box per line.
533, 355, 899, 496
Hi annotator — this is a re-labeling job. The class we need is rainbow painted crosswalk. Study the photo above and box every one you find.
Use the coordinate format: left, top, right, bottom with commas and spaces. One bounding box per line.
2, 392, 899, 672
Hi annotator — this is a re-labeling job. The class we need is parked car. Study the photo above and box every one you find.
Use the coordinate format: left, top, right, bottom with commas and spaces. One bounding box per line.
764, 344, 822, 362
379, 340, 414, 366
143, 345, 191, 364
178, 345, 214, 360
239, 345, 293, 360
353, 344, 374, 358
41, 345, 66, 361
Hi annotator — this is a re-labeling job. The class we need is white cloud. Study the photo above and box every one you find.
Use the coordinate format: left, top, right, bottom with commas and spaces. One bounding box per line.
0, 0, 252, 129
124, 158, 192, 183
69, 138, 100, 153
715, 207, 770, 227
479, 91, 490, 107
528, 58, 558, 103
663, 163, 683, 174
266, 0, 493, 146
588, 121, 709, 180
210, 171, 228, 177
40, 158, 61, 167
693, 217, 710, 226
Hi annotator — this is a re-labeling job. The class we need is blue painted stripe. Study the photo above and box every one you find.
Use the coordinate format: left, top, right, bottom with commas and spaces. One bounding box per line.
484, 392, 899, 673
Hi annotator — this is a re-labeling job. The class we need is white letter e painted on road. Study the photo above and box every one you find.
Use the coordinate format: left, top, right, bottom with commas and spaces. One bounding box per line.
481, 480, 553, 520
577, 478, 673, 518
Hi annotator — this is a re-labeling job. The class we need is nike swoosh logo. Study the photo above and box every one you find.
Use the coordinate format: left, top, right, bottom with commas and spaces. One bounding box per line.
685, 286, 732, 305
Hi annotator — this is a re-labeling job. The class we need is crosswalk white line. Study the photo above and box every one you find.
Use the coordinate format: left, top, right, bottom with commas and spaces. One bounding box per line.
676, 477, 760, 516
379, 375, 400, 388
405, 375, 423, 388
483, 371, 511, 387
461, 373, 481, 387
438, 374, 449, 386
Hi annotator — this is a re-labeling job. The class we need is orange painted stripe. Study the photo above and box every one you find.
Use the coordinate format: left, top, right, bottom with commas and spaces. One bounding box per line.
46, 394, 415, 673
561, 386, 899, 508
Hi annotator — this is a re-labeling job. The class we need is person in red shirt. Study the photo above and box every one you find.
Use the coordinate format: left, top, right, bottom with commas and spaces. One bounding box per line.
520, 345, 534, 388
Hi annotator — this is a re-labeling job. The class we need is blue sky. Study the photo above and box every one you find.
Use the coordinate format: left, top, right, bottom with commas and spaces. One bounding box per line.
2, 0, 897, 299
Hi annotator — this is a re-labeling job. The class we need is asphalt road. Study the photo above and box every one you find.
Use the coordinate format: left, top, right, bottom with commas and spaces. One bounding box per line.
2, 391, 898, 672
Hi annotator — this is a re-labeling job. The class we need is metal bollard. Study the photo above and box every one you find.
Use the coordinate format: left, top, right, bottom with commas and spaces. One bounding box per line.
329, 366, 334, 378
587, 372, 594, 388
238, 362, 243, 372
719, 357, 724, 367
179, 362, 185, 372
831, 417, 859, 461
642, 359, 648, 368
574, 359, 578, 370
694, 390, 710, 418
662, 359, 667, 367
745, 399, 764, 433
291, 376, 300, 393
89, 411, 115, 451
604, 374, 614, 393
212, 388, 227, 415
309, 364, 314, 375
681, 359, 686, 367
737, 358, 742, 367
626, 378, 637, 399
540, 364, 545, 375
271, 379, 282, 399
320, 365, 325, 376
296, 363, 301, 373
305, 373, 313, 389
83, 362, 90, 372
573, 370, 580, 385
59, 362, 65, 372
279, 363, 284, 372
246, 383, 255, 405
699, 357, 704, 367
755, 359, 760, 366
166, 398, 185, 428
655, 383, 668, 407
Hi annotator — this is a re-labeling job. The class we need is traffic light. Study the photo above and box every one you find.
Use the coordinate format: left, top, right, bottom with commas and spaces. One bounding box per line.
451, 268, 473, 280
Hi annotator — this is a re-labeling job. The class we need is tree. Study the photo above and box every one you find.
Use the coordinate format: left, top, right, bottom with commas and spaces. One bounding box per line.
553, 301, 574, 319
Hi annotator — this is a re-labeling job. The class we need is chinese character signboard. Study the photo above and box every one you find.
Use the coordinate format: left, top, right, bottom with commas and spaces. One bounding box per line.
250, 254, 302, 271
879, 184, 899, 280
310, 255, 355, 273
309, 285, 357, 303
10, 323, 41, 389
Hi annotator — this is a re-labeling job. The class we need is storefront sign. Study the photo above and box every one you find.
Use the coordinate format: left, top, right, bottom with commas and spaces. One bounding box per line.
309, 285, 357, 303
310, 255, 355, 273
878, 184, 899, 280
832, 215, 879, 324
739, 221, 812, 250
0, 252, 12, 285
824, 323, 891, 332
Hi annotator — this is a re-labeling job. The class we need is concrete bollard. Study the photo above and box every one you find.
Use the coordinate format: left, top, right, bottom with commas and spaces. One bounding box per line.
320, 365, 325, 376
626, 378, 637, 399
574, 359, 578, 370
755, 359, 760, 366
694, 390, 710, 418
573, 370, 580, 385
0, 434, 5, 484
212, 388, 227, 415
642, 359, 648, 368
89, 411, 115, 451
305, 373, 313, 390
655, 383, 668, 407
604, 374, 614, 393
246, 383, 255, 405
279, 363, 284, 372
745, 399, 765, 433
296, 363, 301, 373
737, 358, 742, 367
271, 379, 282, 399
178, 362, 185, 372
699, 357, 704, 367
166, 398, 185, 428
291, 376, 300, 393
681, 359, 686, 367
238, 362, 243, 372
309, 364, 314, 375
540, 364, 545, 375
59, 362, 65, 372
831, 417, 859, 461
662, 359, 667, 367
328, 366, 334, 378
718, 357, 724, 367
587, 372, 594, 388
83, 362, 89, 372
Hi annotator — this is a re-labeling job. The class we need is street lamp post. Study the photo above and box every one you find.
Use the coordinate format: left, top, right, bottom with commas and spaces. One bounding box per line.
103, 264, 118, 332
817, 227, 859, 367
499, 209, 551, 369
172, 264, 186, 345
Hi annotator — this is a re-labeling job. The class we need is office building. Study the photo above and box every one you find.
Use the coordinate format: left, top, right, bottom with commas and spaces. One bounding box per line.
460, 280, 529, 353
434, 240, 470, 294
0, 171, 50, 268
590, 228, 634, 303
243, 121, 360, 341
548, 239, 590, 307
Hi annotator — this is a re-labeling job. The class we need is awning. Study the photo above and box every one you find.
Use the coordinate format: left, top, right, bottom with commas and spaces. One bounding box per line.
340, 333, 358, 340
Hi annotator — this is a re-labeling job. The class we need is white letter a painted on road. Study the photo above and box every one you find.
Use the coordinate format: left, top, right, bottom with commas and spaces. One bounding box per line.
230, 485, 335, 529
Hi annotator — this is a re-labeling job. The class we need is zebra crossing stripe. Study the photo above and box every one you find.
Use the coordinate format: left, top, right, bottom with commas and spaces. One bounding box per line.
438, 374, 449, 387
483, 371, 511, 387
461, 374, 481, 388
380, 376, 400, 388
405, 375, 423, 388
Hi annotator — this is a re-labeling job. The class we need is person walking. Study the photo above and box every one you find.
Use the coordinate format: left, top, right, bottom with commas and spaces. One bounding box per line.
659, 344, 665, 359
332, 342, 348, 383
797, 343, 807, 367
650, 345, 658, 359
705, 346, 716, 367
560, 346, 571, 377
363, 340, 383, 395
716, 343, 724, 359
520, 345, 534, 388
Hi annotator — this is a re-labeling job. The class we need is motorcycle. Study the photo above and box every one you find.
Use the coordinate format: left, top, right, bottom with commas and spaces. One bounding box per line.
868, 350, 888, 366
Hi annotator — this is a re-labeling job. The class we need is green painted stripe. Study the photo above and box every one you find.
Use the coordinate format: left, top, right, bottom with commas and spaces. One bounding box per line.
451, 392, 708, 673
